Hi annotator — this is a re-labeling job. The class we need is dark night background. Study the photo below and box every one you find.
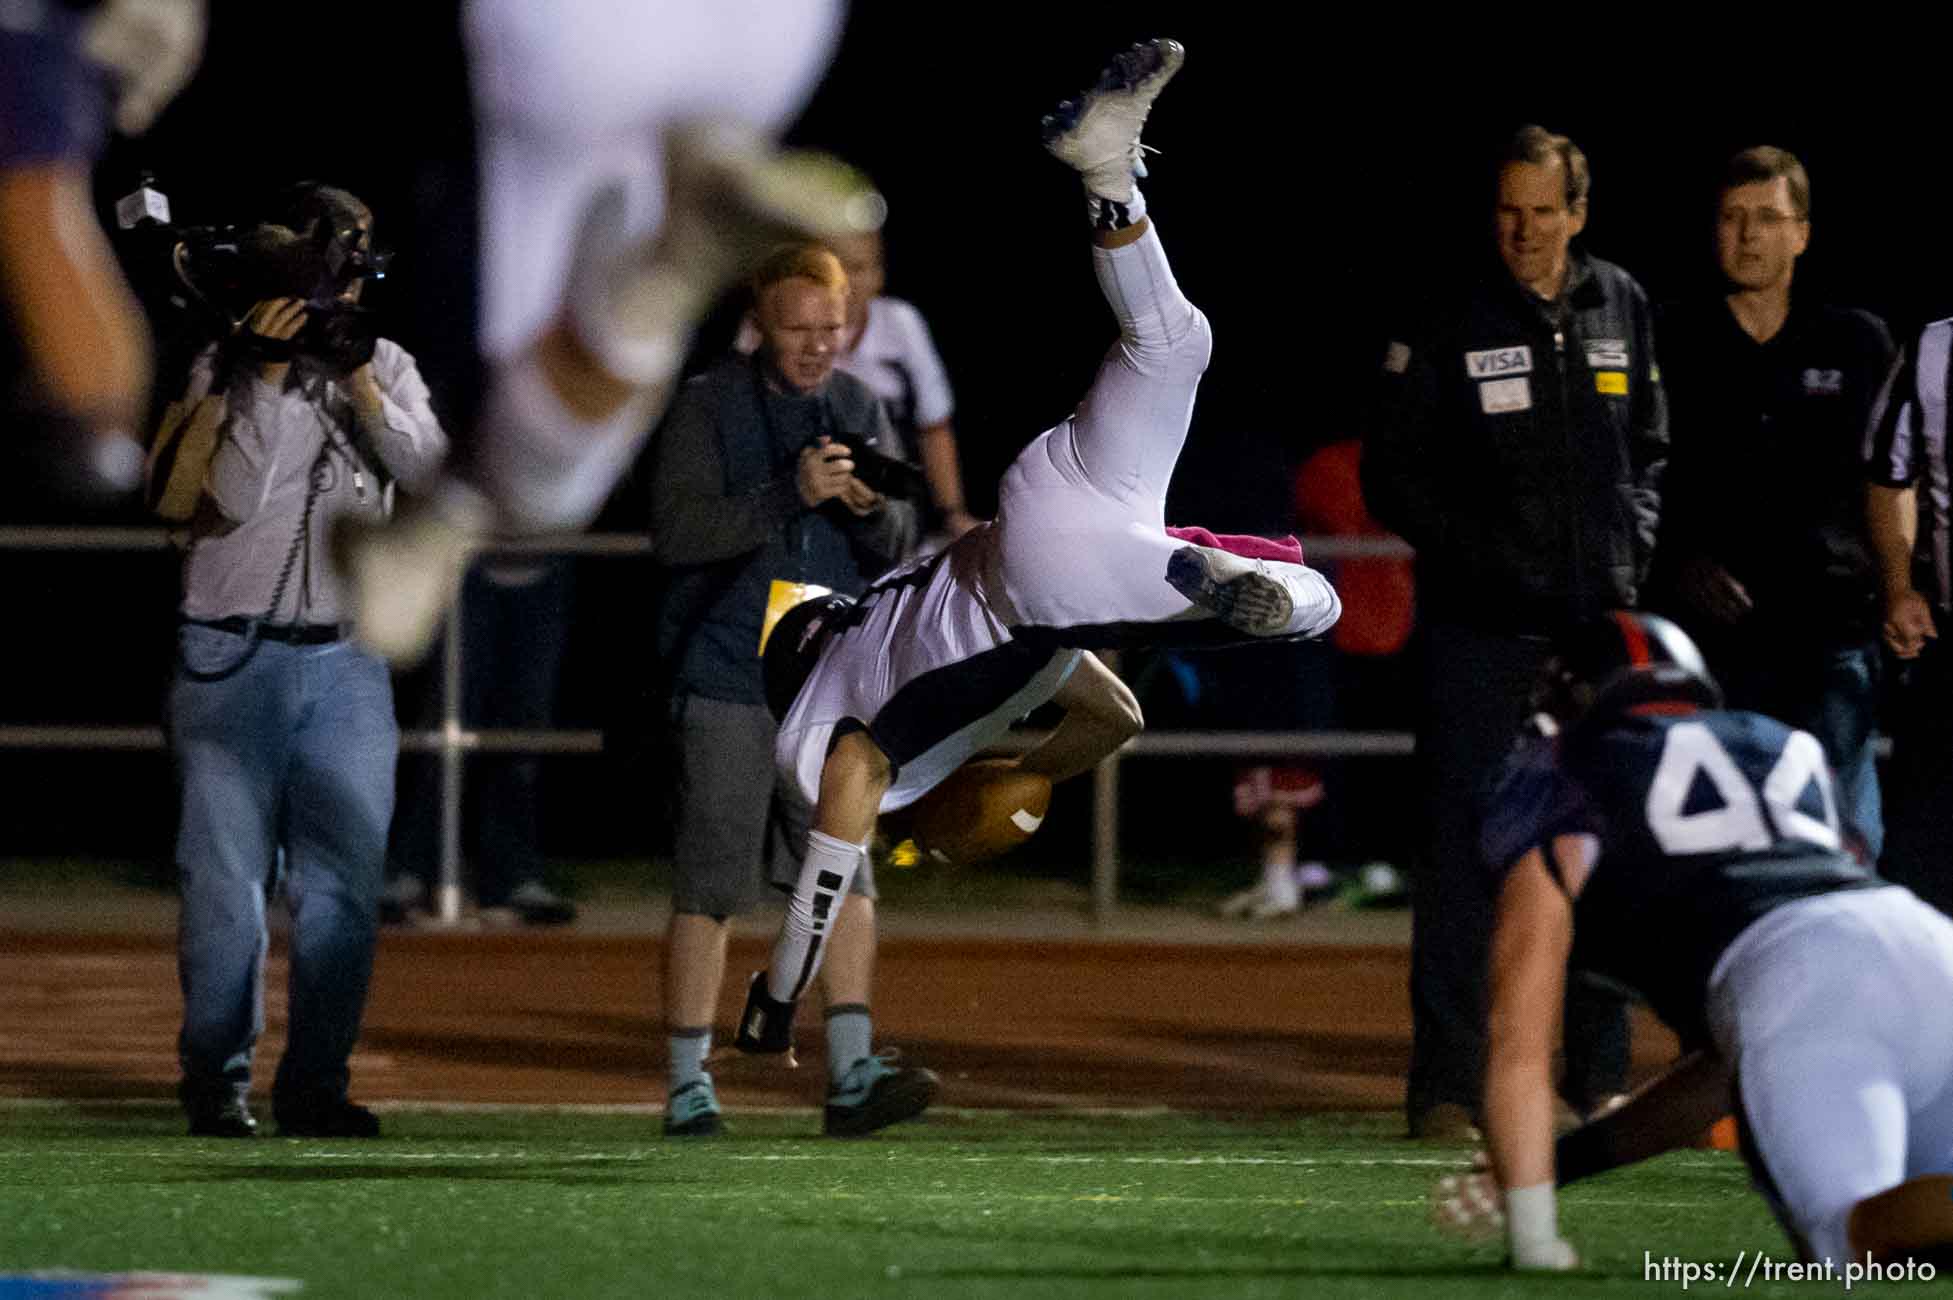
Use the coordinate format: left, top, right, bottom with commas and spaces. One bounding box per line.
4, 5, 1946, 870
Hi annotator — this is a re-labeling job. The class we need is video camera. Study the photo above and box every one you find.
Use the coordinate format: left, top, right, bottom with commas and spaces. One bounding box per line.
115, 176, 388, 373
826, 430, 928, 502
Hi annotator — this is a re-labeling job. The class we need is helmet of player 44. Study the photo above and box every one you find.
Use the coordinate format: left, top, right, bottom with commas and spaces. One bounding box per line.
1530, 611, 1723, 731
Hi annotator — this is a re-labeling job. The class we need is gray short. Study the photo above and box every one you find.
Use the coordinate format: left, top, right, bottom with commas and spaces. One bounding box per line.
670, 692, 875, 917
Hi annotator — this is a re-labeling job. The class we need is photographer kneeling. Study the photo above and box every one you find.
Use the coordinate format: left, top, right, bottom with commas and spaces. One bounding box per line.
152, 183, 445, 1138
646, 242, 923, 1137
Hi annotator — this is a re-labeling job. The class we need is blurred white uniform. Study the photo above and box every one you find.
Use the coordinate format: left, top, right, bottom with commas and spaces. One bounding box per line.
466, 0, 847, 363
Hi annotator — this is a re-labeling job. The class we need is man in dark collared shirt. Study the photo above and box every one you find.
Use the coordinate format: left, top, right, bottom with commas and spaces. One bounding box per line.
1654, 146, 1895, 861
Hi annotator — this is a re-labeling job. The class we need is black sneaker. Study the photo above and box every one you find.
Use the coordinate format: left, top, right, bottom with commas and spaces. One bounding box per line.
274, 1093, 381, 1138
823, 1050, 939, 1138
506, 880, 576, 926
183, 1088, 259, 1139
377, 873, 424, 925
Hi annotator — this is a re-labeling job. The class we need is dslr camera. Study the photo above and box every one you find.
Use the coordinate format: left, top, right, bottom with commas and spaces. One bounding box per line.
116, 177, 389, 373
825, 430, 928, 502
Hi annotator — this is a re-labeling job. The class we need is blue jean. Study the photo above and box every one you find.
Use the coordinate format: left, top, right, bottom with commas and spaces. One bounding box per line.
1881, 619, 1953, 914
168, 625, 398, 1102
1719, 639, 1883, 861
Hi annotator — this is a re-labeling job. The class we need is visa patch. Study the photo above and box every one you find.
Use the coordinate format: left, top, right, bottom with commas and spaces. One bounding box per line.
1479, 376, 1532, 414
1803, 368, 1844, 396
1465, 346, 1533, 379
1595, 371, 1628, 396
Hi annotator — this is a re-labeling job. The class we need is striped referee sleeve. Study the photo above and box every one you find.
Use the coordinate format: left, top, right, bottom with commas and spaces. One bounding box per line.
1867, 319, 1952, 487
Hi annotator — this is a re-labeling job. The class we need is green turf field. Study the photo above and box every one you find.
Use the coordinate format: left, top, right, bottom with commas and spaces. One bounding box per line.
0, 1105, 1853, 1298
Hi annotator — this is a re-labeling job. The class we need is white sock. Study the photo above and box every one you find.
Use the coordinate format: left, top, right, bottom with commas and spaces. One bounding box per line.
1505, 1183, 1576, 1270
824, 1005, 872, 1085
766, 830, 864, 1003
1260, 856, 1298, 901
473, 348, 659, 534
667, 1027, 711, 1093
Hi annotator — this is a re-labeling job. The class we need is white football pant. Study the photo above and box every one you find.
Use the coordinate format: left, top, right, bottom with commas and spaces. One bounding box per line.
1708, 886, 1953, 1265
993, 222, 1336, 636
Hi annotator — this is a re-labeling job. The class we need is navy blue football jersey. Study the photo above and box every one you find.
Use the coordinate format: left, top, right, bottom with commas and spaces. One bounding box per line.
1482, 708, 1877, 1043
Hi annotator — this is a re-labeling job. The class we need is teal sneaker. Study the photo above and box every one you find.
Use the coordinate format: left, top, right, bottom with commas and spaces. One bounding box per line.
823, 1050, 939, 1138
663, 1075, 723, 1138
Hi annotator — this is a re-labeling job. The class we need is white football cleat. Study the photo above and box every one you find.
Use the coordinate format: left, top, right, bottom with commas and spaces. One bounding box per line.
335, 482, 490, 667
1041, 38, 1185, 201
1167, 544, 1296, 637
1167, 544, 1342, 639
579, 119, 887, 383
665, 118, 887, 260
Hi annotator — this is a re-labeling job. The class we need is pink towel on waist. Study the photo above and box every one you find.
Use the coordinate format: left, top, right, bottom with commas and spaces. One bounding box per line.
1165, 526, 1305, 565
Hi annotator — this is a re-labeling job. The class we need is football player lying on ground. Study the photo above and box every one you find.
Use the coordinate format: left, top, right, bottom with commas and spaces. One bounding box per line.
1431, 612, 1953, 1272
731, 38, 1342, 1066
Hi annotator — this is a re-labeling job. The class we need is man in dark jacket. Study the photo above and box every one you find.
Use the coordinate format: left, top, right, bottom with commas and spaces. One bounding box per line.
1652, 146, 1894, 862
1364, 124, 1667, 1139
647, 243, 921, 1139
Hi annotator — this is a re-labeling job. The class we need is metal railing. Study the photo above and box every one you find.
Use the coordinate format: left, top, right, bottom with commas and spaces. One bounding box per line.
0, 527, 1416, 923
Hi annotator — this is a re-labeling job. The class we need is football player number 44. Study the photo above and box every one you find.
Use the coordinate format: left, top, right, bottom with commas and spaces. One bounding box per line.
1645, 722, 1841, 856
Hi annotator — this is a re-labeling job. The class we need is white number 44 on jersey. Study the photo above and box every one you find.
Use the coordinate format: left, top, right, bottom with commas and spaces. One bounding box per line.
1646, 722, 1840, 856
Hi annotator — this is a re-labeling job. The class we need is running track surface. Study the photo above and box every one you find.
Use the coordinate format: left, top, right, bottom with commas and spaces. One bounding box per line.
1, 932, 1680, 1113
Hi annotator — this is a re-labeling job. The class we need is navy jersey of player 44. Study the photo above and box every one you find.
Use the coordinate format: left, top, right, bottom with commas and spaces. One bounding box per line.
1482, 709, 1879, 1045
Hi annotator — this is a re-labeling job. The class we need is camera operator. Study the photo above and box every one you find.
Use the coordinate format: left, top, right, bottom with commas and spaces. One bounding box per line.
156, 183, 445, 1139
645, 242, 915, 1136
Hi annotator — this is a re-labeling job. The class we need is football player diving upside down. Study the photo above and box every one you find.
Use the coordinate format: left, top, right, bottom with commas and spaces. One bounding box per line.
734, 37, 1342, 1061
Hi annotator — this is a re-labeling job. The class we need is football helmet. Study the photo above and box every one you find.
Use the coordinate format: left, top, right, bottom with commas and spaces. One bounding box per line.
1531, 611, 1722, 729
762, 592, 855, 721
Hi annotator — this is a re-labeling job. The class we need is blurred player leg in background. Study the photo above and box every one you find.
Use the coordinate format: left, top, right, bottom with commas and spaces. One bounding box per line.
0, 0, 204, 516
340, 0, 886, 665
